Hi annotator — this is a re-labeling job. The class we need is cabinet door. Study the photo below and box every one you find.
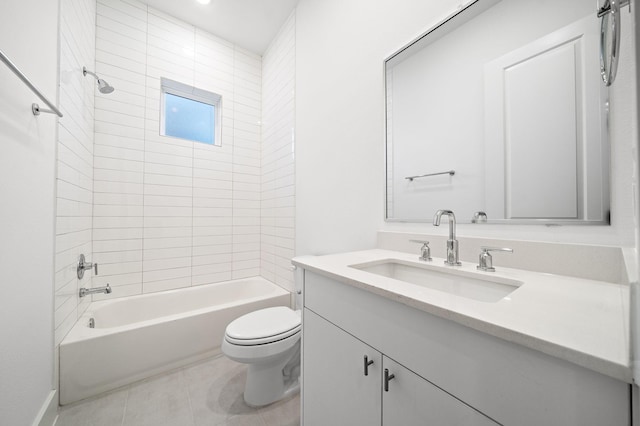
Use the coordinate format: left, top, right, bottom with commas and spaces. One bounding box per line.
382, 357, 499, 426
303, 309, 382, 426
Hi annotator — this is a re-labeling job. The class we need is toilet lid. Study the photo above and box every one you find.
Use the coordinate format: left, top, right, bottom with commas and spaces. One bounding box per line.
226, 307, 301, 344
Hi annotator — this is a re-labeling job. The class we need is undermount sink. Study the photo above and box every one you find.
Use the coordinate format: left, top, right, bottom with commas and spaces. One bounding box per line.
349, 259, 522, 303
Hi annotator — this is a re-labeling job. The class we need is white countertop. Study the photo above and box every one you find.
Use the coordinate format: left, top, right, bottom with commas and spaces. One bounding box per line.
293, 249, 632, 382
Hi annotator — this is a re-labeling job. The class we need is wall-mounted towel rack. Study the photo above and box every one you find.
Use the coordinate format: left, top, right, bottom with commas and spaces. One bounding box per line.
0, 48, 63, 117
405, 170, 455, 181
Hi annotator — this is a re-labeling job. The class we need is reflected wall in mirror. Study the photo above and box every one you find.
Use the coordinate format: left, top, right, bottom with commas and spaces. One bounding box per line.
385, 0, 610, 224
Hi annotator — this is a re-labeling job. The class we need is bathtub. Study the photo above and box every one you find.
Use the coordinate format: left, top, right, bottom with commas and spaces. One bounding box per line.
59, 277, 290, 405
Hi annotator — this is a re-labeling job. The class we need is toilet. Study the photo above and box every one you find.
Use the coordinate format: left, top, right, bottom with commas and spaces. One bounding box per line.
221, 282, 302, 407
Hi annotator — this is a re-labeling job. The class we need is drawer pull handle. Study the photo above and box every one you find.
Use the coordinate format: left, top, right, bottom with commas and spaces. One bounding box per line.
364, 355, 374, 376
384, 368, 395, 392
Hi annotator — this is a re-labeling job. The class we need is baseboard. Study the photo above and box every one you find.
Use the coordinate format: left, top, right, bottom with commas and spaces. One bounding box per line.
32, 390, 57, 426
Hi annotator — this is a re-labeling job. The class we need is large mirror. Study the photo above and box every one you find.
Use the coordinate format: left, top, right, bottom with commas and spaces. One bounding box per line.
385, 0, 610, 224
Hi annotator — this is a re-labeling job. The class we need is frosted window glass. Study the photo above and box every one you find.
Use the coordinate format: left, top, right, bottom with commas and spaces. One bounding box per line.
164, 93, 215, 145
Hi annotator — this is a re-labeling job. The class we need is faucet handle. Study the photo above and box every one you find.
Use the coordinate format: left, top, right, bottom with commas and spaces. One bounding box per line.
410, 240, 432, 262
477, 247, 513, 272
77, 254, 98, 279
480, 246, 513, 253
410, 239, 429, 244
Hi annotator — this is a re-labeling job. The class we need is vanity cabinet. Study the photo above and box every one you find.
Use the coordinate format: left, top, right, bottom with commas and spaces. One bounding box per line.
304, 308, 498, 425
301, 270, 630, 426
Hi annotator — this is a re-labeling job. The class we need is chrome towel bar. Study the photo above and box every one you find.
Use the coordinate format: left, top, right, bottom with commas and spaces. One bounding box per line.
0, 48, 63, 117
405, 170, 455, 181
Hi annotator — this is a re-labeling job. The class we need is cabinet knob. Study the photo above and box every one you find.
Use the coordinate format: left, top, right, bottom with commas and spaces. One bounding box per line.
364, 355, 374, 376
384, 368, 395, 392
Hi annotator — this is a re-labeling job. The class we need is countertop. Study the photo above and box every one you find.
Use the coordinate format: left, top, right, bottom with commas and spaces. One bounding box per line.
292, 249, 631, 382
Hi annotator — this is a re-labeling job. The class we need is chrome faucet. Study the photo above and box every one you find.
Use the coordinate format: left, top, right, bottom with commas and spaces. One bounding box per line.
79, 284, 112, 298
433, 209, 461, 266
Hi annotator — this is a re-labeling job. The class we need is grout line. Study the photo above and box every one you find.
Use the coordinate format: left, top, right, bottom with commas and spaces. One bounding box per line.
141, 2, 149, 295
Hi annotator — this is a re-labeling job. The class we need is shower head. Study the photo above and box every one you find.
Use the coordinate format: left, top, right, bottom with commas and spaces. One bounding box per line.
97, 78, 114, 94
83, 66, 115, 94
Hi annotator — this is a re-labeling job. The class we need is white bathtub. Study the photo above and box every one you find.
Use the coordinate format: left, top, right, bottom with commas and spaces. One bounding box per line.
59, 277, 290, 405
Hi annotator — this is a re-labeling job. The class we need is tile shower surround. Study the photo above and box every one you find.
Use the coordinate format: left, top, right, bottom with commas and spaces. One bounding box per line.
55, 0, 97, 346
55, 0, 296, 345
260, 13, 296, 293
92, 0, 263, 301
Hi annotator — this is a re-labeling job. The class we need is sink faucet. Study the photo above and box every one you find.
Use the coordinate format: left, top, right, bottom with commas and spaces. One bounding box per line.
433, 209, 461, 266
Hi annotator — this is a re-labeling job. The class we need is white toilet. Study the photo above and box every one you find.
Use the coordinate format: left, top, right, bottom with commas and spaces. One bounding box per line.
222, 287, 302, 407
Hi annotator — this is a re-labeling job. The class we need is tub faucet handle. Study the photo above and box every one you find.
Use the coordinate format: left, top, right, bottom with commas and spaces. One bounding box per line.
77, 254, 98, 279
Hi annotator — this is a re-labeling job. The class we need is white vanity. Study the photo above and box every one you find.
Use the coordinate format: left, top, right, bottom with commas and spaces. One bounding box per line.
293, 249, 631, 425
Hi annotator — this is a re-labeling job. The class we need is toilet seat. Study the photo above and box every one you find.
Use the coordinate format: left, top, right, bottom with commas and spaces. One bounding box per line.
225, 307, 301, 346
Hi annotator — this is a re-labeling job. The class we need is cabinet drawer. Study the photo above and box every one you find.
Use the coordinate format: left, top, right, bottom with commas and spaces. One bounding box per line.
304, 270, 629, 426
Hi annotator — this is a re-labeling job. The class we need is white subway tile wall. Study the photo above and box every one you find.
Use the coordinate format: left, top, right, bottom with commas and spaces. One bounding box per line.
55, 0, 96, 346
55, 0, 297, 343
261, 13, 296, 292
92, 0, 274, 299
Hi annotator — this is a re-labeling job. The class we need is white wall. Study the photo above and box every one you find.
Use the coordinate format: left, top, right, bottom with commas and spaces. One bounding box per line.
90, 0, 263, 298
0, 0, 58, 423
296, 0, 456, 255
261, 13, 296, 292
54, 0, 96, 349
295, 0, 487, 255
295, 0, 638, 256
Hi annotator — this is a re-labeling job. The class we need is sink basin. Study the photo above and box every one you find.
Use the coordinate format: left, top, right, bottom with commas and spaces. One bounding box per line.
349, 259, 522, 303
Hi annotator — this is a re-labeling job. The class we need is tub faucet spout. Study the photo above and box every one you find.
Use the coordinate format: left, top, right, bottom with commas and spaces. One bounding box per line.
79, 284, 111, 298
433, 209, 461, 266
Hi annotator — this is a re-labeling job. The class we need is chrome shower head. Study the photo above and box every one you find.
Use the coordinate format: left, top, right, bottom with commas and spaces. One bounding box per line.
83, 66, 115, 94
97, 78, 114, 94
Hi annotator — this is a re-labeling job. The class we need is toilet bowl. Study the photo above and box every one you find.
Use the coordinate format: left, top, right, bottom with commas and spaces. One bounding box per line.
222, 306, 301, 407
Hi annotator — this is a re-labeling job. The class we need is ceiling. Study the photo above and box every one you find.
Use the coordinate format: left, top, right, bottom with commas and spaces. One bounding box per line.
138, 0, 297, 55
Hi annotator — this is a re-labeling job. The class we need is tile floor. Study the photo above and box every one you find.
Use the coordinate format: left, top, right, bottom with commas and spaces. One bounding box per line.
55, 355, 300, 426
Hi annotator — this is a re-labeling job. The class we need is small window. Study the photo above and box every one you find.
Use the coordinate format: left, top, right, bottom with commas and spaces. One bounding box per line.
160, 78, 222, 146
